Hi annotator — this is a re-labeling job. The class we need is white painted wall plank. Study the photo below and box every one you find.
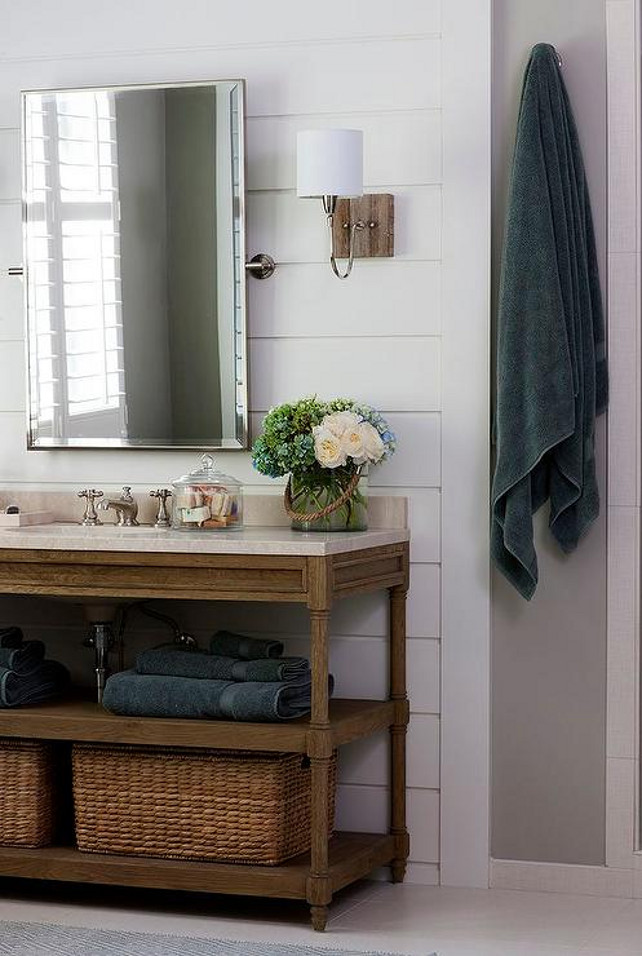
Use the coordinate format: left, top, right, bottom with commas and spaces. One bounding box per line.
0, 202, 21, 263
401, 488, 441, 562
335, 783, 389, 834
248, 186, 441, 264
408, 715, 441, 789
0, 341, 24, 411
407, 788, 441, 862
0, 202, 25, 342
339, 734, 389, 787
0, 1, 441, 60
372, 414, 441, 488
0, 38, 441, 127
337, 784, 440, 865
0, 130, 20, 201
249, 338, 440, 412
248, 261, 441, 339
341, 716, 441, 791
407, 639, 441, 714
247, 111, 442, 191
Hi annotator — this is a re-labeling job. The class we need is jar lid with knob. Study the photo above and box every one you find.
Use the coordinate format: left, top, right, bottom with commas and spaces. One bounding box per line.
171, 454, 243, 531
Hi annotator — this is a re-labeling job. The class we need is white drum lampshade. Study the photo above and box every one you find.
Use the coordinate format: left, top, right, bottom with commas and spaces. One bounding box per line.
297, 129, 364, 198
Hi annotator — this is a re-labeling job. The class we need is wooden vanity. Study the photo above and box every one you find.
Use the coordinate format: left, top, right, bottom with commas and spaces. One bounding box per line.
0, 526, 409, 931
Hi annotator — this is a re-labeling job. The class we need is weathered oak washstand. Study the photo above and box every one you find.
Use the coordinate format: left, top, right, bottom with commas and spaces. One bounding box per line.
0, 523, 409, 931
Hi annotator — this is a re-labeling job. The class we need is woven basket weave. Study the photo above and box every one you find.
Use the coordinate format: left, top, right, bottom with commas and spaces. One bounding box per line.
72, 743, 337, 865
0, 738, 56, 847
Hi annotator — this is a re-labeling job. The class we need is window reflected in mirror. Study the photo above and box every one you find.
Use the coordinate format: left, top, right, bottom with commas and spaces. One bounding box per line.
23, 81, 248, 449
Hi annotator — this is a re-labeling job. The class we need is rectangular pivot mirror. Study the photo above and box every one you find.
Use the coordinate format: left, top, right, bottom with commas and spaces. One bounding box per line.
23, 80, 248, 449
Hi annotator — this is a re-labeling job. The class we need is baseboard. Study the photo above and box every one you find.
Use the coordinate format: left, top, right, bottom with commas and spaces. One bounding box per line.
491, 858, 635, 897
405, 862, 440, 885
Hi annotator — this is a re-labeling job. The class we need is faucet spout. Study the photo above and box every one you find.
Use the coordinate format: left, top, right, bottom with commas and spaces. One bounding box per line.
97, 486, 139, 526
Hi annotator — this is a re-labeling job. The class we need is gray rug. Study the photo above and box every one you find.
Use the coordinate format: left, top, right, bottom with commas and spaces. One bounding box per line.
0, 920, 430, 956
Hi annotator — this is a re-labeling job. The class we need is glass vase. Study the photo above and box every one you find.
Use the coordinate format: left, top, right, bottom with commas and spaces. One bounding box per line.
289, 472, 368, 533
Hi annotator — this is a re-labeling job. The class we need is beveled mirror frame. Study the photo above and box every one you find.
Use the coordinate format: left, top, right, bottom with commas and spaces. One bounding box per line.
22, 78, 249, 452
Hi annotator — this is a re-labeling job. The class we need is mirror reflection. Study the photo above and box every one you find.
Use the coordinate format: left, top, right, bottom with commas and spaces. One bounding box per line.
23, 80, 247, 449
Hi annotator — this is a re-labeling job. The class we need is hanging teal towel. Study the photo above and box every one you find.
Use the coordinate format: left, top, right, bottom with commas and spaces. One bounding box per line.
491, 43, 608, 600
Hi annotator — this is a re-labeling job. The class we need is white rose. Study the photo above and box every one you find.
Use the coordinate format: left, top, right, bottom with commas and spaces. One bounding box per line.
313, 426, 347, 469
322, 411, 360, 438
359, 422, 385, 463
342, 425, 367, 464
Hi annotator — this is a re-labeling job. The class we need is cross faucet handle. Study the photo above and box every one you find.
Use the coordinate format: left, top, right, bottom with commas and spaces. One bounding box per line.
150, 488, 173, 528
78, 489, 104, 526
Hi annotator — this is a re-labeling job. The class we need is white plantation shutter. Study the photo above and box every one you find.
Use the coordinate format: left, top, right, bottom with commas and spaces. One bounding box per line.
25, 91, 126, 436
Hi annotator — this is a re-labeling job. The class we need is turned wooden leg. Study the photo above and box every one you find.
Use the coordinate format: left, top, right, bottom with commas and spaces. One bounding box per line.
307, 601, 333, 930
310, 904, 329, 932
391, 852, 408, 883
389, 583, 410, 882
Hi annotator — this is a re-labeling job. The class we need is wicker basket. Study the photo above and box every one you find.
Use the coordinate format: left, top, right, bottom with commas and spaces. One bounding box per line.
0, 738, 56, 847
72, 743, 337, 865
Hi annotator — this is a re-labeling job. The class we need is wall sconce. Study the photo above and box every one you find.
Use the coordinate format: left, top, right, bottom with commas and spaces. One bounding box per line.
296, 129, 394, 280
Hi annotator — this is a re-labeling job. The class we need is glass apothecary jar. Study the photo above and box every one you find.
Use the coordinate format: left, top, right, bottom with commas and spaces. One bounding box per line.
171, 454, 243, 531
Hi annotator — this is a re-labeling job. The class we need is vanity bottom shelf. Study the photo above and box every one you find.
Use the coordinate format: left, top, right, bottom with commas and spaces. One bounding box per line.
0, 832, 394, 900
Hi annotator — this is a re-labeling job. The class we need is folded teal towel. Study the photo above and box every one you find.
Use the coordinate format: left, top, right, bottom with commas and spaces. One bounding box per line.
103, 671, 333, 722
0, 660, 70, 708
0, 640, 45, 676
0, 627, 23, 648
136, 647, 310, 682
491, 43, 608, 600
209, 630, 283, 660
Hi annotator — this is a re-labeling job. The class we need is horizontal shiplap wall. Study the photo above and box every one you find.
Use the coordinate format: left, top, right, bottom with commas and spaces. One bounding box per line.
0, 0, 444, 874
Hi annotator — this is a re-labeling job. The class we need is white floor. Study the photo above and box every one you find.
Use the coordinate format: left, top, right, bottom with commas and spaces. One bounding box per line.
0, 880, 642, 955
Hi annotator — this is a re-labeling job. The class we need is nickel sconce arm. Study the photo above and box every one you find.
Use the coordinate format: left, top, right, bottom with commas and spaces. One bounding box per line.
323, 195, 366, 281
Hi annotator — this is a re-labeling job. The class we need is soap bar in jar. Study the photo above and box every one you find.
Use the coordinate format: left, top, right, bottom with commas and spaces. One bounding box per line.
171, 455, 243, 531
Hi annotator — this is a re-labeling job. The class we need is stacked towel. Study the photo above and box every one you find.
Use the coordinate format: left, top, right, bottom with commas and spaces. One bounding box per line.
0, 661, 70, 708
0, 640, 45, 675
102, 671, 330, 722
209, 631, 283, 660
103, 630, 329, 722
136, 647, 310, 683
0, 627, 24, 648
0, 628, 70, 707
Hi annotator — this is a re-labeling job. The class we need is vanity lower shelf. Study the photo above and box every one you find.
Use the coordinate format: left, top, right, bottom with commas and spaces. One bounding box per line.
0, 833, 394, 899
0, 697, 397, 752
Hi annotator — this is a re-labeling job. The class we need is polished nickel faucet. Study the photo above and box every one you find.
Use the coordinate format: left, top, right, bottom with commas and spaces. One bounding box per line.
149, 488, 173, 528
78, 488, 104, 526
98, 486, 139, 526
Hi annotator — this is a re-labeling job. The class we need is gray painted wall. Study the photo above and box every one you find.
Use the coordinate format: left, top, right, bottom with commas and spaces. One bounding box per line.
492, 0, 608, 865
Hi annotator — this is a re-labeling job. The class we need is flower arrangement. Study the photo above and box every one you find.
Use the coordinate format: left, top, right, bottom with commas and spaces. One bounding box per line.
252, 397, 396, 531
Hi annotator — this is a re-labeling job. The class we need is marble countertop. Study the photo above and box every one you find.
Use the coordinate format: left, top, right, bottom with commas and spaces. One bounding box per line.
0, 523, 409, 556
